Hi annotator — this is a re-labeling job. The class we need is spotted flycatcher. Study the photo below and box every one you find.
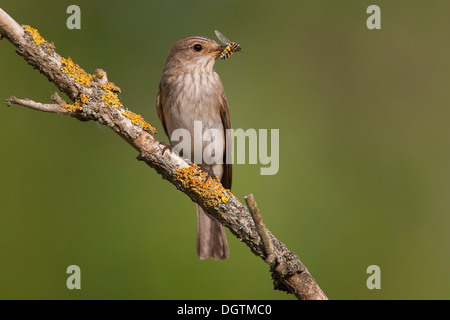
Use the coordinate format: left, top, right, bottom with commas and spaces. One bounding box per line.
157, 36, 232, 260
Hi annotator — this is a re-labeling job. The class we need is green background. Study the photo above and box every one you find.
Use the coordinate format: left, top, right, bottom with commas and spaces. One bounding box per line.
1, 0, 449, 299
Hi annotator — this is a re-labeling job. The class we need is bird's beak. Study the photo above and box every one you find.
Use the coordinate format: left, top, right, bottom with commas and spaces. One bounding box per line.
209, 44, 227, 57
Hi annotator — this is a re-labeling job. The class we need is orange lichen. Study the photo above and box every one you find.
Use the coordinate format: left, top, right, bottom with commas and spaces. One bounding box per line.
63, 101, 83, 112
46, 42, 56, 52
101, 82, 121, 93
176, 165, 231, 210
79, 93, 90, 104
24, 25, 46, 46
122, 110, 157, 133
61, 57, 93, 87
101, 90, 122, 108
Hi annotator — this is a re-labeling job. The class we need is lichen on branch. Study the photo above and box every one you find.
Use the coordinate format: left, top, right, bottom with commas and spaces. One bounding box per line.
24, 25, 46, 45
61, 57, 94, 87
176, 165, 231, 210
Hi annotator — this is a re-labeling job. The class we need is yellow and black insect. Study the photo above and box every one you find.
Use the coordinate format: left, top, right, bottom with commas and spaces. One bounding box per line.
214, 30, 241, 60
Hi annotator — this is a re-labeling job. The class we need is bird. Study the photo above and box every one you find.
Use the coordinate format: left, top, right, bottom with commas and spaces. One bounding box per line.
156, 35, 232, 260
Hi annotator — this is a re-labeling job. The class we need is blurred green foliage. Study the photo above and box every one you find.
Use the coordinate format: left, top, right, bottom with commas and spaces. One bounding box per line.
0, 0, 449, 299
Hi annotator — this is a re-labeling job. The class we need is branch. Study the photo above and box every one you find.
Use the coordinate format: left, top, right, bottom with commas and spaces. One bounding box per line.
0, 8, 327, 300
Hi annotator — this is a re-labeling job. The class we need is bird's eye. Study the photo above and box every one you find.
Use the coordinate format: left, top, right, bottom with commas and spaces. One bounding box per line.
193, 44, 203, 52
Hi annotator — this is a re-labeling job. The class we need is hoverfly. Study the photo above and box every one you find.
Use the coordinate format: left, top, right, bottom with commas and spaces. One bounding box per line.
214, 30, 241, 60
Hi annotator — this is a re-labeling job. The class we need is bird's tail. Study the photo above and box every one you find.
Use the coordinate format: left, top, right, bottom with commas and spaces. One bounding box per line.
196, 204, 229, 260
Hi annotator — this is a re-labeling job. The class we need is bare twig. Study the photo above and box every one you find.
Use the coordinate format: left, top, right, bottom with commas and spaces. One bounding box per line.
245, 194, 275, 264
0, 8, 327, 300
50, 92, 68, 105
5, 96, 69, 114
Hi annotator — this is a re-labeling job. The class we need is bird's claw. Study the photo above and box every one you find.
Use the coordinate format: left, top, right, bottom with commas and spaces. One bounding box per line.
200, 166, 220, 183
159, 141, 173, 156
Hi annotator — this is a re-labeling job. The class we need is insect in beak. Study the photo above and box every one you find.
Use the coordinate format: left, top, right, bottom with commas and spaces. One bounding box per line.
214, 30, 241, 60
209, 45, 226, 56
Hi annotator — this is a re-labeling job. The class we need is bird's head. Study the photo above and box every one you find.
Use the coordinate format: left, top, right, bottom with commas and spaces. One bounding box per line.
164, 36, 225, 73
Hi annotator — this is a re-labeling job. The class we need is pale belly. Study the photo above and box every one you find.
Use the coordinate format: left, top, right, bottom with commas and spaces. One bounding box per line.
160, 71, 226, 173
163, 99, 225, 168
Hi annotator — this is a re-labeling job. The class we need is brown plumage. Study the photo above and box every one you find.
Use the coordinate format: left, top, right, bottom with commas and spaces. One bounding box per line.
157, 36, 232, 259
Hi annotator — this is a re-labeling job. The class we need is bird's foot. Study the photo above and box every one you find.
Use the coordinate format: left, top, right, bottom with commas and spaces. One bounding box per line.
200, 166, 220, 183
159, 141, 173, 156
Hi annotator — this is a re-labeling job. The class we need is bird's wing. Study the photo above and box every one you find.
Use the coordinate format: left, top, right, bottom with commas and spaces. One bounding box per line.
220, 92, 232, 190
156, 84, 169, 137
